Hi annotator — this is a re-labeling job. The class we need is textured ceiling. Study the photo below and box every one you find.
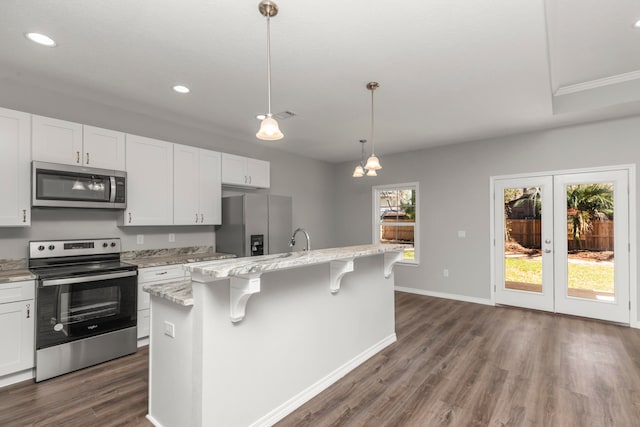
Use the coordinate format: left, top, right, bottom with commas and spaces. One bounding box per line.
0, 0, 639, 163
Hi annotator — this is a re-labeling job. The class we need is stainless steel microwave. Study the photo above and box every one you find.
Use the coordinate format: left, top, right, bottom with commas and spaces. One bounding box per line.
32, 161, 126, 209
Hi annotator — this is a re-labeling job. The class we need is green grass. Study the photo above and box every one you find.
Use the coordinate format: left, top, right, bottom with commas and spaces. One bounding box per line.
505, 257, 614, 292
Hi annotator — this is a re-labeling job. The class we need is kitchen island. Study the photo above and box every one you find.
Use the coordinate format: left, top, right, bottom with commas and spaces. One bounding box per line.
144, 244, 406, 427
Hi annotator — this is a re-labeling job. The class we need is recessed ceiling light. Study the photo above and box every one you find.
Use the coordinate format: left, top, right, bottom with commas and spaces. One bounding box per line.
172, 85, 190, 94
256, 114, 266, 120
634, 19, 640, 29
25, 32, 56, 47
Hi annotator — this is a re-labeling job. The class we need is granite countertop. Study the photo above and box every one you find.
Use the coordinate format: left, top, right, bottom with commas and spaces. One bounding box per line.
126, 252, 235, 268
143, 279, 193, 306
0, 269, 36, 284
185, 244, 408, 281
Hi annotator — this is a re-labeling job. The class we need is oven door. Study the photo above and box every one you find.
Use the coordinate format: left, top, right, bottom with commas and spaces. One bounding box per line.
36, 270, 137, 350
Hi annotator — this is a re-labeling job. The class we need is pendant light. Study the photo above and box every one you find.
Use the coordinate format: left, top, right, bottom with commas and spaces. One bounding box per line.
364, 82, 382, 172
256, 0, 284, 141
352, 139, 367, 177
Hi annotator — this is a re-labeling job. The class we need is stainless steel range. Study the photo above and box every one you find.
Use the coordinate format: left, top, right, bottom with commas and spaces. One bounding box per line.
29, 238, 138, 382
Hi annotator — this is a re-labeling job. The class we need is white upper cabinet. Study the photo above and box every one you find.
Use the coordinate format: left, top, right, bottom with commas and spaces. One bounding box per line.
123, 134, 174, 226
0, 107, 31, 226
221, 153, 270, 189
198, 149, 222, 225
32, 115, 82, 165
82, 125, 126, 170
32, 115, 125, 170
174, 144, 221, 225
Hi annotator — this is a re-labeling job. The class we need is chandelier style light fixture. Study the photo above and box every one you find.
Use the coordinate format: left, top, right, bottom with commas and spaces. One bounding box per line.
352, 139, 368, 177
364, 82, 382, 174
256, 0, 284, 141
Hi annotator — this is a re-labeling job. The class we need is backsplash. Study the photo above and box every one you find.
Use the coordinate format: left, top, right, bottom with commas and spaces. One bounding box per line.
0, 258, 27, 271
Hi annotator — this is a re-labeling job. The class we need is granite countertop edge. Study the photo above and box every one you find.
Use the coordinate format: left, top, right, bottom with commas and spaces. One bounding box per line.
185, 244, 408, 281
143, 279, 193, 306
0, 269, 37, 284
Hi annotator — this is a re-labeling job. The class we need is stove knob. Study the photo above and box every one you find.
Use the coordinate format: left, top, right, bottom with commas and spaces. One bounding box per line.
38, 245, 45, 251
110, 242, 116, 247
48, 245, 55, 251
102, 242, 108, 248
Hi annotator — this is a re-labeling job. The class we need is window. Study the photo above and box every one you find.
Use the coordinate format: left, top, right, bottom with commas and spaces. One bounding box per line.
372, 182, 419, 264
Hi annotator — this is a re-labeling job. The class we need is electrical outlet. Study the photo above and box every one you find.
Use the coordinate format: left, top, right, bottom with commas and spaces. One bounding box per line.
443, 269, 449, 277
457, 230, 466, 238
168, 233, 175, 243
164, 321, 175, 338
136, 234, 144, 245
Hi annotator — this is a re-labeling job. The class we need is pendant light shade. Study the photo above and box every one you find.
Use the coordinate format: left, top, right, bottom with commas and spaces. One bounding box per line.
365, 82, 382, 172
256, 1, 283, 141
256, 113, 283, 140
365, 154, 381, 171
352, 165, 365, 177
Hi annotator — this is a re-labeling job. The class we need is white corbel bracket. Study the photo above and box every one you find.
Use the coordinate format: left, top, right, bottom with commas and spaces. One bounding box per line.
384, 251, 404, 278
330, 259, 354, 294
230, 274, 262, 323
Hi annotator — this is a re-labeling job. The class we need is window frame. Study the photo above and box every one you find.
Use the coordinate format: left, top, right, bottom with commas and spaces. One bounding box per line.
372, 182, 419, 265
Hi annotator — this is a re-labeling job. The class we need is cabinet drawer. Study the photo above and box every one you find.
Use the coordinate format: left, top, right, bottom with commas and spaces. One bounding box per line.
0, 281, 35, 304
139, 265, 185, 284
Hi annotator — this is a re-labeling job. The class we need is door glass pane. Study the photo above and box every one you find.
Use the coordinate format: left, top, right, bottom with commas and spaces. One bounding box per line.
565, 183, 614, 301
503, 187, 542, 293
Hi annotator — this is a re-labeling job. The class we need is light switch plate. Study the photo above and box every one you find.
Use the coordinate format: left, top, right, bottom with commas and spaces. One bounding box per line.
137, 234, 144, 245
164, 321, 175, 338
168, 233, 175, 242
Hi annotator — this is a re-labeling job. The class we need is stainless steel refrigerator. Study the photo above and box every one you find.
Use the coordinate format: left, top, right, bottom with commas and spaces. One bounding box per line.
215, 194, 292, 257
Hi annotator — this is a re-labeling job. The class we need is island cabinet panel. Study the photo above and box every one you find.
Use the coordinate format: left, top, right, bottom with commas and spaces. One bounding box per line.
138, 265, 188, 340
147, 252, 397, 427
0, 107, 31, 226
32, 116, 126, 170
0, 281, 35, 378
123, 134, 174, 226
173, 144, 221, 225
221, 153, 270, 189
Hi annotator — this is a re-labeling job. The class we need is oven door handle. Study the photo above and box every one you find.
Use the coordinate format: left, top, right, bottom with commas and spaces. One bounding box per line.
40, 270, 137, 287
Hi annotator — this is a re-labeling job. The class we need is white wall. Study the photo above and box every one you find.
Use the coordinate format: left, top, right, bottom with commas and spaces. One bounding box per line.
332, 115, 640, 312
0, 79, 336, 259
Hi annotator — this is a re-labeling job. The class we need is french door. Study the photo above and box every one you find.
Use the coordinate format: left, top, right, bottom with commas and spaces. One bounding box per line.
494, 169, 630, 323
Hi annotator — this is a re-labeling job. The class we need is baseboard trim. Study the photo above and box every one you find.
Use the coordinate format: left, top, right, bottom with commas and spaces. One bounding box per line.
631, 321, 640, 329
248, 333, 397, 427
146, 414, 163, 427
395, 286, 494, 306
137, 337, 149, 348
0, 368, 34, 388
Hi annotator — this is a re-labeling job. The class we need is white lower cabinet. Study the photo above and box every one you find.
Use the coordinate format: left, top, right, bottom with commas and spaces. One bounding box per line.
137, 265, 189, 340
0, 281, 35, 377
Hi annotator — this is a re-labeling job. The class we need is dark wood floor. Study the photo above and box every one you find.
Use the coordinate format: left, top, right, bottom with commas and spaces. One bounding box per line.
3, 292, 640, 426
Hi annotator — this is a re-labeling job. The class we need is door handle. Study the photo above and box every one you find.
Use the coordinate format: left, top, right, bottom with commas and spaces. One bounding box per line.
545, 239, 551, 244
200, 213, 204, 223
86, 152, 90, 164
128, 212, 132, 224
22, 209, 27, 223
196, 213, 199, 223
544, 249, 552, 253
26, 303, 30, 319
76, 151, 80, 163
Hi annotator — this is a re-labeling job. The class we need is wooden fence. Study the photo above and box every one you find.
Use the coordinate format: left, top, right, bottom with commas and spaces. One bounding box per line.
507, 219, 613, 251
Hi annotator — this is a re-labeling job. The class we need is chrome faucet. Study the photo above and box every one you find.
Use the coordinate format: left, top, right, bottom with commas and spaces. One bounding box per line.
289, 228, 311, 251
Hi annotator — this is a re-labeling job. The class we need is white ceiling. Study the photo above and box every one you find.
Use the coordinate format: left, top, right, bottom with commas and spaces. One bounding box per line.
1, 0, 639, 163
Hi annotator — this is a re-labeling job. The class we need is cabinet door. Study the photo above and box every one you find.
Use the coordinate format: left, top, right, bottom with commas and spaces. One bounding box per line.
32, 115, 83, 165
221, 153, 247, 186
0, 300, 35, 376
247, 158, 270, 189
124, 134, 174, 225
0, 108, 31, 226
199, 149, 221, 225
173, 144, 200, 225
82, 125, 126, 170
